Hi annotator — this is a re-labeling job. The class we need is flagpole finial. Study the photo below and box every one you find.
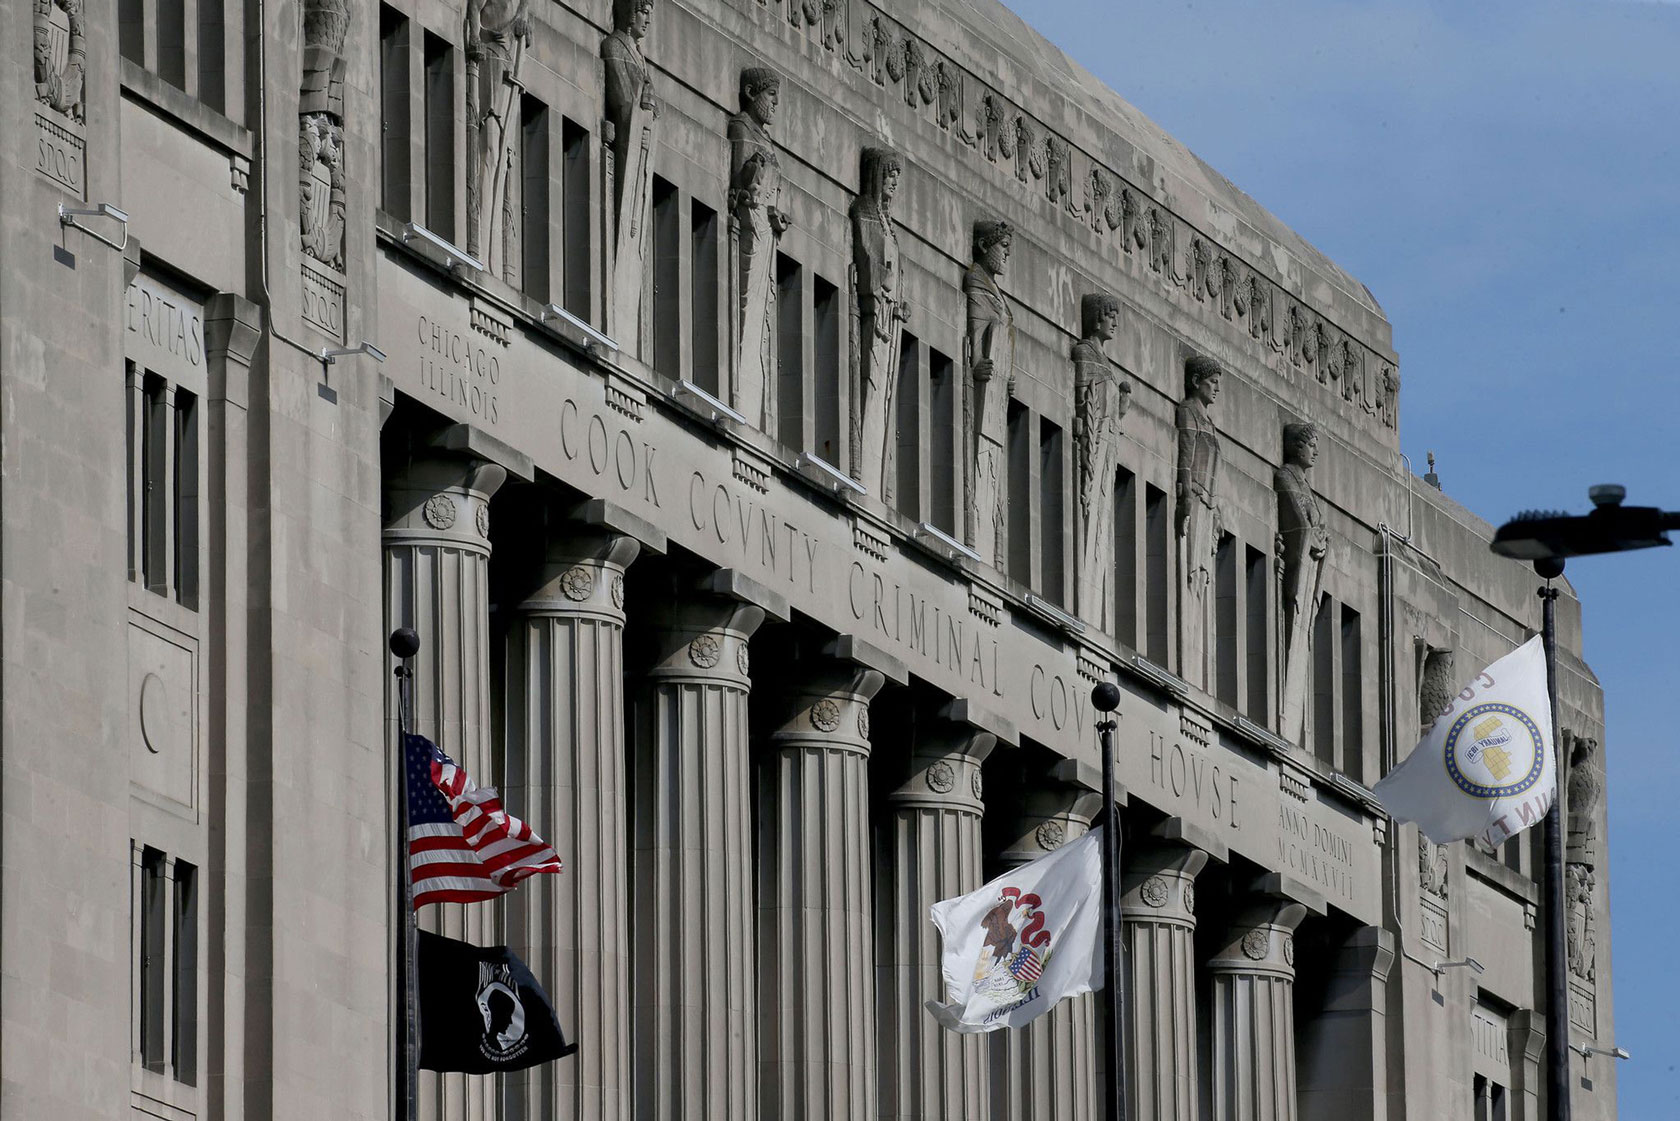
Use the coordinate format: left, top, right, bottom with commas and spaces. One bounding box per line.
1091, 682, 1121, 713
390, 627, 421, 659
1533, 557, 1565, 581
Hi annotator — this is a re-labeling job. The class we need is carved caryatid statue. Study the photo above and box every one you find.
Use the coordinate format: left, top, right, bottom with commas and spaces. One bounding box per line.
34, 0, 86, 122
1072, 292, 1132, 625
964, 219, 1015, 568
603, 0, 658, 343
1276, 421, 1330, 745
1175, 355, 1222, 686
465, 0, 533, 280
729, 66, 792, 430
300, 0, 350, 271
850, 147, 909, 497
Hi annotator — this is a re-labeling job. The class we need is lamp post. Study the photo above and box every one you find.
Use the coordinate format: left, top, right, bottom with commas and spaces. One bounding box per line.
1490, 485, 1676, 1121
1091, 682, 1126, 1121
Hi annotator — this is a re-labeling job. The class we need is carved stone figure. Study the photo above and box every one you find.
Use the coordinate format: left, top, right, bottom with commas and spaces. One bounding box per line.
465, 0, 532, 280
1072, 293, 1132, 625
1419, 646, 1457, 730
33, 0, 85, 121
1566, 863, 1596, 982
603, 0, 659, 342
1175, 356, 1222, 687
1276, 422, 1330, 745
1566, 733, 1602, 866
964, 220, 1015, 568
1380, 365, 1401, 428
299, 0, 351, 271
729, 66, 791, 430
1418, 833, 1448, 899
850, 148, 908, 498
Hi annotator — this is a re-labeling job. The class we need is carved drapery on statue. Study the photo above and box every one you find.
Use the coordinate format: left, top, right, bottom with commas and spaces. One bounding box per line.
1276, 421, 1329, 746
1564, 731, 1602, 984
1417, 645, 1456, 899
465, 0, 532, 282
1175, 356, 1222, 687
850, 147, 907, 499
1072, 292, 1131, 627
300, 1, 350, 271
729, 66, 791, 430
603, 0, 659, 346
964, 219, 1015, 569
33, 0, 85, 121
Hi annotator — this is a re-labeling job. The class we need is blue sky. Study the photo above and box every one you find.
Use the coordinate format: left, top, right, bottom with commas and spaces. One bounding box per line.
1001, 0, 1679, 1111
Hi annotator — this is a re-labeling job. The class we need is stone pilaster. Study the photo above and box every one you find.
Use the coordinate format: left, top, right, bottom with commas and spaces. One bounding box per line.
757, 662, 886, 1120
1298, 927, 1395, 1121
878, 725, 997, 1121
1122, 844, 1210, 1121
989, 776, 1102, 1121
385, 454, 506, 1121
504, 532, 641, 1121
632, 593, 766, 1121
1208, 898, 1309, 1121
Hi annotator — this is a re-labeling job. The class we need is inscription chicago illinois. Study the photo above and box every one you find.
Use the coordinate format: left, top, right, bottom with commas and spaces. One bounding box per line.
416, 313, 501, 424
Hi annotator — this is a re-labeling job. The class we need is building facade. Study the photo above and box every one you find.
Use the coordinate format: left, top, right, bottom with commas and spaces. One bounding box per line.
2, 0, 1617, 1119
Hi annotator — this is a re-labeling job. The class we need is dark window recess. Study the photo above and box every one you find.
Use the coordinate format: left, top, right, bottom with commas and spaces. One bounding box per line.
775, 255, 804, 450
1245, 545, 1270, 722
173, 388, 199, 610
197, 0, 226, 112
1313, 594, 1336, 766
813, 277, 842, 467
139, 847, 168, 1073
119, 0, 145, 66
172, 861, 198, 1085
519, 95, 550, 302
422, 33, 455, 239
1215, 534, 1239, 707
1341, 604, 1364, 780
1144, 484, 1169, 663
650, 177, 681, 377
379, 6, 413, 220
142, 373, 169, 596
1039, 417, 1065, 604
1006, 402, 1032, 583
560, 120, 591, 319
894, 335, 921, 521
690, 200, 721, 396
157, 0, 187, 90
929, 350, 957, 535
1113, 467, 1138, 648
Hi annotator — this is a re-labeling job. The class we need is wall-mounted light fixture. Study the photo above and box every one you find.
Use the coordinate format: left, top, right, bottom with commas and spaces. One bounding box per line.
673, 380, 747, 428
912, 522, 981, 567
1570, 1043, 1629, 1061
315, 341, 386, 404
796, 453, 866, 498
58, 202, 130, 252
1432, 957, 1485, 978
1025, 592, 1086, 635
540, 304, 618, 359
400, 222, 483, 273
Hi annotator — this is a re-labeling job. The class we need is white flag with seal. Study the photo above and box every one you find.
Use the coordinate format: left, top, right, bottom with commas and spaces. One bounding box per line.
926, 825, 1104, 1033
1374, 636, 1556, 847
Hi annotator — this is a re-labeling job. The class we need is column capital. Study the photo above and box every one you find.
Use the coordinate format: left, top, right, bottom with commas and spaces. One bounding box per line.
997, 763, 1103, 867
1122, 843, 1210, 927
645, 592, 765, 689
889, 723, 996, 814
518, 532, 642, 626
385, 454, 507, 554
766, 662, 885, 758
1209, 896, 1308, 980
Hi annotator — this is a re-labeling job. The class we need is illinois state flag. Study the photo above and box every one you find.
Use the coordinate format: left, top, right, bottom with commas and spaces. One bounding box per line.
926, 826, 1104, 1033
1375, 636, 1556, 847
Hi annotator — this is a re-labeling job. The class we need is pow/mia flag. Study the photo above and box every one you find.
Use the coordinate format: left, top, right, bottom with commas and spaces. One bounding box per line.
417, 931, 578, 1073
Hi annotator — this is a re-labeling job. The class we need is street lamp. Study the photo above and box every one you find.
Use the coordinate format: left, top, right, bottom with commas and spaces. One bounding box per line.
1488, 484, 1676, 1121
1491, 484, 1677, 563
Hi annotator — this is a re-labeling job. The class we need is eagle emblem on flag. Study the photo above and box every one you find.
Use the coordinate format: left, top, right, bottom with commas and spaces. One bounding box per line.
970, 887, 1053, 1000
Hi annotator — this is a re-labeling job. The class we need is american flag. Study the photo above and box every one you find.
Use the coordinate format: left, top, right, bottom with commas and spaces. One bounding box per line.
1007, 946, 1044, 984
405, 733, 564, 908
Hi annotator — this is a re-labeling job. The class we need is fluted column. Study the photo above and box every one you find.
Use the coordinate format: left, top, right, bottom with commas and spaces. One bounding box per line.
384, 454, 507, 1121
878, 725, 996, 1121
758, 662, 887, 1119
632, 592, 766, 1121
1208, 898, 1309, 1121
989, 778, 1103, 1121
504, 532, 641, 1121
1122, 844, 1210, 1121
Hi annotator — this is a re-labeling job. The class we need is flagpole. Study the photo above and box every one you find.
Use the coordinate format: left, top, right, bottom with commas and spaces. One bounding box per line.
391, 626, 422, 1121
1091, 682, 1127, 1121
1534, 565, 1572, 1121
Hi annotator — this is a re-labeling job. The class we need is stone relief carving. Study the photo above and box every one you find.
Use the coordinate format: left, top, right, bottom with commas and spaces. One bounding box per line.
1418, 833, 1449, 899
1419, 646, 1457, 730
689, 633, 722, 668
739, 0, 1398, 430
810, 699, 842, 732
560, 566, 596, 601
34, 0, 85, 121
1175, 356, 1222, 687
464, 0, 532, 281
1276, 421, 1330, 746
1072, 292, 1132, 626
850, 147, 909, 498
926, 760, 956, 793
299, 0, 350, 271
1566, 732, 1602, 866
1035, 820, 1065, 851
1567, 863, 1596, 982
729, 66, 791, 431
963, 219, 1016, 569
422, 494, 457, 530
603, 0, 659, 343
1241, 928, 1270, 961
1140, 876, 1170, 908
